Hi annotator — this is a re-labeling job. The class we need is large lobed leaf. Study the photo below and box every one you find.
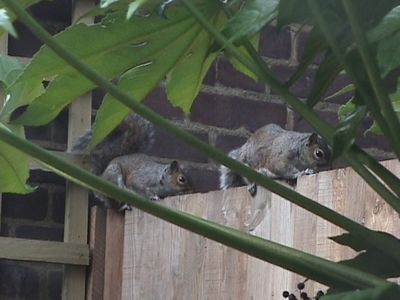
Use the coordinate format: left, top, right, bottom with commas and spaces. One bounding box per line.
0, 123, 34, 194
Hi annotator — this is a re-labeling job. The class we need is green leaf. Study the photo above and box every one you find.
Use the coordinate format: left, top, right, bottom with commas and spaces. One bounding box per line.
167, 14, 222, 112
339, 251, 400, 279
286, 27, 326, 87
0, 54, 44, 123
322, 284, 400, 300
226, 34, 260, 81
0, 122, 34, 193
11, 3, 222, 126
92, 10, 220, 145
338, 96, 358, 122
306, 53, 342, 107
369, 6, 400, 76
330, 232, 400, 278
333, 104, 367, 158
127, 0, 148, 19
277, 0, 311, 28
222, 0, 278, 43
369, 5, 400, 42
324, 83, 354, 102
0, 0, 41, 37
0, 54, 24, 88
0, 8, 16, 37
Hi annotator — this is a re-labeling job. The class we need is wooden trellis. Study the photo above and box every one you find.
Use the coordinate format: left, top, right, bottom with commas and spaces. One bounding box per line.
0, 1, 94, 299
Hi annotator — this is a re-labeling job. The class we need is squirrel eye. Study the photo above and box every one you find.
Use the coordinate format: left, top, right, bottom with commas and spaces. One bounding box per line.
314, 149, 324, 159
177, 175, 187, 184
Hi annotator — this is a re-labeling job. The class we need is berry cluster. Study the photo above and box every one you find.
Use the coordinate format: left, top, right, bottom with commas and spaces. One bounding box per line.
282, 279, 325, 300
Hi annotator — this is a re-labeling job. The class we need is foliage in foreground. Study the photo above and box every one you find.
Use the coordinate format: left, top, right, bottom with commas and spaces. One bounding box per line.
1, 0, 400, 298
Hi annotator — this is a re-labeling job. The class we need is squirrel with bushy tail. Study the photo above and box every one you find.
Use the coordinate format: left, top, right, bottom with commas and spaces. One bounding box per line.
220, 124, 332, 196
73, 113, 192, 210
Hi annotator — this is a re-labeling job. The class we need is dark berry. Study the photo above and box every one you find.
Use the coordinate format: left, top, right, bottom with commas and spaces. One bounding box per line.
282, 291, 290, 298
297, 282, 305, 290
288, 294, 297, 300
300, 292, 308, 299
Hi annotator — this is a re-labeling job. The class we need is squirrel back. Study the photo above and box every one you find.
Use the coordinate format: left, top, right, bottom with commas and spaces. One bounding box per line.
72, 113, 154, 175
220, 124, 331, 191
97, 153, 193, 208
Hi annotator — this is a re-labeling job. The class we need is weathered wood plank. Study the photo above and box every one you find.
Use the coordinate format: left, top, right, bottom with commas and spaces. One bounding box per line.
121, 159, 400, 299
104, 209, 125, 300
0, 237, 89, 265
122, 187, 293, 299
62, 1, 94, 299
87, 206, 107, 300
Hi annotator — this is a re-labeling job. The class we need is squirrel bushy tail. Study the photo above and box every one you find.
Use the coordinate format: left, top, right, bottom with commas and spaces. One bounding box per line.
72, 113, 154, 175
219, 148, 245, 190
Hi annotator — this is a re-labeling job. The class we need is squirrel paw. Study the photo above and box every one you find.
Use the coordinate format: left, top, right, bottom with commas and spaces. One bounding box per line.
304, 168, 315, 175
118, 204, 132, 212
247, 184, 257, 197
150, 195, 161, 201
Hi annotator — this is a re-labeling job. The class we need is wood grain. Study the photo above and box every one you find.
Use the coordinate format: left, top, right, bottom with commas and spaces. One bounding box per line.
0, 237, 89, 265
62, 1, 94, 299
121, 159, 400, 299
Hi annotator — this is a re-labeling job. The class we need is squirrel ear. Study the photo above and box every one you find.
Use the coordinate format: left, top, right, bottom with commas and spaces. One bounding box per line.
169, 160, 179, 173
307, 133, 318, 146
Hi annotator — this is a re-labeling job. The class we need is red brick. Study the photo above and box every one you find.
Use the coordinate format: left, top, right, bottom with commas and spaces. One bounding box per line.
190, 93, 287, 131
215, 134, 248, 153
0, 261, 39, 300
293, 110, 339, 133
216, 58, 266, 92
146, 128, 209, 163
144, 87, 184, 120
2, 187, 49, 221
270, 64, 315, 98
15, 226, 64, 242
185, 167, 220, 193
259, 26, 292, 60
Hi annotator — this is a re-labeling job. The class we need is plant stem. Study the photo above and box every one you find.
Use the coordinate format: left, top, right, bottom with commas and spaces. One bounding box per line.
4, 0, 400, 264
307, 0, 400, 158
341, 0, 400, 158
0, 123, 388, 289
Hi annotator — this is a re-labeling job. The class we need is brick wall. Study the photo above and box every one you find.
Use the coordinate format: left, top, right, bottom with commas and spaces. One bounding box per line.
0, 1, 395, 300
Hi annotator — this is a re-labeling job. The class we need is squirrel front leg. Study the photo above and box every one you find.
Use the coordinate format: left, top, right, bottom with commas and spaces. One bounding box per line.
245, 168, 279, 197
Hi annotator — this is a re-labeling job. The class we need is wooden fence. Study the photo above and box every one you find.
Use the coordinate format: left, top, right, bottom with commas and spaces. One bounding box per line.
88, 159, 400, 300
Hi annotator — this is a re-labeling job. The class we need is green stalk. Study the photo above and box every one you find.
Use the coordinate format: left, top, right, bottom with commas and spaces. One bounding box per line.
180, 0, 334, 139
350, 147, 400, 198
307, 0, 400, 158
341, 0, 400, 158
180, 0, 400, 215
220, 3, 400, 205
4, 0, 400, 263
0, 124, 388, 289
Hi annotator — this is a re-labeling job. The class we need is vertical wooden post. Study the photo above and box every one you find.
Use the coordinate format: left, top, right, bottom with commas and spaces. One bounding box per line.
0, 34, 8, 231
62, 1, 94, 299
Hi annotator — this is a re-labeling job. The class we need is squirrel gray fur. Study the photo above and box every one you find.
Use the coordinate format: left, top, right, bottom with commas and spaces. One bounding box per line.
73, 113, 192, 210
72, 113, 155, 176
219, 124, 332, 196
97, 153, 193, 210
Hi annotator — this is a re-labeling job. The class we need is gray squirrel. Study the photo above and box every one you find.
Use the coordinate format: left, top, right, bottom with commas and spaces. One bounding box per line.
219, 124, 332, 196
97, 153, 192, 210
73, 113, 193, 209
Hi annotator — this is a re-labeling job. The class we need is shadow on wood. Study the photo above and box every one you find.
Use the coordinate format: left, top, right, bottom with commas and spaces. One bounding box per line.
89, 159, 400, 300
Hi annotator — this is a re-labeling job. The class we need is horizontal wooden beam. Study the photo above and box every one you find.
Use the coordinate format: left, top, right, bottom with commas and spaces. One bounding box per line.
29, 151, 85, 171
0, 237, 89, 265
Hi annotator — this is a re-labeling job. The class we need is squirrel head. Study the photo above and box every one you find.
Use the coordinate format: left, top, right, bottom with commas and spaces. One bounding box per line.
162, 160, 193, 195
305, 133, 332, 167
